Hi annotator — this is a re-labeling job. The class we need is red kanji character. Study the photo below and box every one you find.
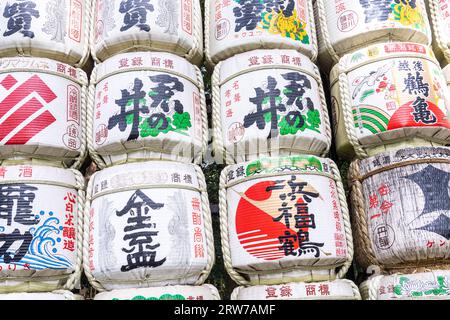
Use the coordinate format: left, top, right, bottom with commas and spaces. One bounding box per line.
380, 200, 393, 213
234, 93, 241, 102
262, 55, 273, 64
226, 109, 233, 118
281, 55, 290, 64
19, 166, 32, 177
440, 240, 446, 247
194, 244, 204, 258
232, 81, 239, 90
387, 285, 394, 293
305, 285, 316, 296
426, 240, 435, 248
23, 263, 30, 270
8, 264, 16, 271
378, 285, 386, 295
378, 184, 390, 196
192, 198, 201, 211
0, 167, 6, 178
280, 286, 292, 297
164, 59, 174, 69
65, 202, 74, 213
369, 194, 379, 209
187, 296, 195, 300
119, 58, 129, 68
132, 57, 143, 66
265, 287, 278, 298
63, 240, 75, 251
319, 284, 330, 296
192, 212, 202, 226
193, 227, 203, 242
64, 192, 76, 203
196, 296, 203, 300
57, 63, 66, 73
63, 227, 76, 240
248, 56, 260, 66
370, 213, 382, 220
225, 90, 231, 99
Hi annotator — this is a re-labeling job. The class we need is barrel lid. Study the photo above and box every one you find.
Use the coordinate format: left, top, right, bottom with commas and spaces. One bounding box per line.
218, 49, 317, 84
224, 155, 337, 186
90, 161, 201, 198
0, 165, 77, 187
357, 146, 450, 177
0, 56, 86, 84
93, 52, 198, 84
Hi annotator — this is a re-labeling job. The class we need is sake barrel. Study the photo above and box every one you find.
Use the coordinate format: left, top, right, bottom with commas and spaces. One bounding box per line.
212, 49, 331, 165
445, 64, 450, 91
206, 0, 317, 66
91, 0, 203, 65
88, 52, 207, 168
231, 279, 361, 300
349, 146, 450, 271
427, 0, 450, 64
0, 57, 87, 169
0, 0, 89, 67
84, 161, 214, 291
0, 290, 83, 300
0, 165, 84, 293
220, 155, 353, 286
94, 284, 221, 300
331, 42, 450, 160
360, 270, 450, 300
315, 0, 432, 71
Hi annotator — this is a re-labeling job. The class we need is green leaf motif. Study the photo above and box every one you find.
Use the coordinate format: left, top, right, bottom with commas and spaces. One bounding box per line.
172, 112, 192, 131
360, 89, 375, 102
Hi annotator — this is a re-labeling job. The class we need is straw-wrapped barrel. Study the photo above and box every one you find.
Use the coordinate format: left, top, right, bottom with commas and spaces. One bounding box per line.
231, 279, 361, 300
206, 0, 317, 66
427, 0, 450, 64
94, 284, 221, 300
331, 42, 450, 159
360, 270, 450, 300
0, 0, 90, 67
219, 155, 353, 286
84, 161, 214, 291
213, 49, 331, 164
0, 165, 85, 293
88, 52, 207, 168
0, 57, 87, 169
91, 0, 203, 65
315, 0, 432, 71
349, 146, 450, 272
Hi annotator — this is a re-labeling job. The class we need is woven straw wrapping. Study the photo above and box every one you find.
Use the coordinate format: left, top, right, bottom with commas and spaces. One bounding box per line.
0, 57, 88, 169
90, 0, 203, 65
205, 0, 317, 67
93, 284, 221, 300
0, 290, 83, 300
330, 42, 450, 160
212, 49, 331, 165
315, 0, 432, 72
360, 270, 450, 300
219, 155, 353, 286
83, 161, 214, 291
230, 279, 361, 300
349, 146, 450, 273
427, 0, 450, 64
87, 52, 208, 169
0, 0, 90, 67
0, 165, 85, 293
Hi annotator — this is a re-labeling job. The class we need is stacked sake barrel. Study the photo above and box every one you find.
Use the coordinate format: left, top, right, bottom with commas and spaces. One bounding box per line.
84, 0, 219, 300
319, 1, 450, 300
206, 0, 359, 300
0, 0, 90, 300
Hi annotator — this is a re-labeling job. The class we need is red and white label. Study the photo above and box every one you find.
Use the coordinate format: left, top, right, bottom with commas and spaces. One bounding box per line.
69, 0, 83, 43
182, 0, 193, 35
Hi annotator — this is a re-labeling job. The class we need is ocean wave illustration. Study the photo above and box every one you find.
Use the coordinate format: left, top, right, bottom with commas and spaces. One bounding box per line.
1, 216, 73, 270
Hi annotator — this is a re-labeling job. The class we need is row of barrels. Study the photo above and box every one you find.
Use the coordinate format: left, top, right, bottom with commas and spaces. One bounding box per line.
0, 0, 449, 300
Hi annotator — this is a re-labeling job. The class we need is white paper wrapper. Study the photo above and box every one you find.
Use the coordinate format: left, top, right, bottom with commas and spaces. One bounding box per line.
85, 161, 214, 291
0, 290, 83, 300
427, 0, 450, 64
213, 49, 331, 165
361, 270, 450, 300
91, 0, 203, 65
94, 284, 220, 300
0, 165, 84, 293
0, 57, 87, 169
331, 42, 450, 159
89, 52, 207, 168
0, 0, 89, 67
350, 146, 450, 270
206, 0, 317, 65
315, 0, 432, 71
445, 64, 450, 91
220, 155, 353, 286
231, 279, 361, 300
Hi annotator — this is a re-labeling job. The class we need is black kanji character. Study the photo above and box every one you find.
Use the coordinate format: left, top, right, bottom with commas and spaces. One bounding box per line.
278, 231, 297, 256
411, 97, 437, 124
0, 229, 32, 263
0, 184, 38, 226
287, 175, 319, 203
3, 0, 40, 38
119, 0, 154, 32
359, 0, 392, 23
108, 78, 149, 141
148, 74, 184, 113
403, 71, 430, 97
233, 0, 264, 32
243, 76, 286, 138
116, 189, 166, 272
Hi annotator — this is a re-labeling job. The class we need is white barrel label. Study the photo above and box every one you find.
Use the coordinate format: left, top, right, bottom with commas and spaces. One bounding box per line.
0, 166, 77, 273
225, 156, 347, 270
